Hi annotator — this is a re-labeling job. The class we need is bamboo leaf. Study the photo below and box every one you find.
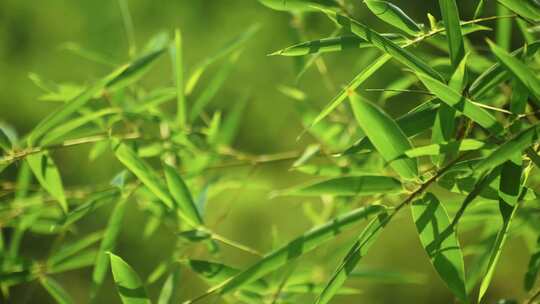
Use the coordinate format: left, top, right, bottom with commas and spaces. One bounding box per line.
157, 264, 181, 304
439, 0, 465, 68
0, 128, 11, 152
189, 53, 238, 121
469, 41, 540, 99
26, 152, 67, 213
401, 139, 491, 159
315, 212, 388, 304
48, 231, 103, 267
277, 175, 403, 196
258, 0, 340, 12
474, 124, 540, 175
497, 0, 540, 22
417, 73, 503, 134
163, 164, 203, 227
324, 11, 443, 81
487, 39, 540, 103
109, 253, 151, 304
186, 25, 259, 95
107, 48, 166, 91
187, 205, 384, 301
349, 93, 418, 179
411, 193, 467, 302
173, 29, 185, 129
40, 276, 74, 304
365, 1, 422, 35
310, 54, 391, 128
113, 142, 174, 209
91, 195, 128, 299
344, 101, 439, 155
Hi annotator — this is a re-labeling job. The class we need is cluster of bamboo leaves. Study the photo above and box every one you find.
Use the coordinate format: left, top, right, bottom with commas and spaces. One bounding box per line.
1, 0, 540, 303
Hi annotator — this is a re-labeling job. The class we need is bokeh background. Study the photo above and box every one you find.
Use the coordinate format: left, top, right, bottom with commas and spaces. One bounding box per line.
0, 1, 533, 303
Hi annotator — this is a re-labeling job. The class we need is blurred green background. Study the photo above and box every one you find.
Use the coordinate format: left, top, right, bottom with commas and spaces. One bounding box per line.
0, 1, 532, 303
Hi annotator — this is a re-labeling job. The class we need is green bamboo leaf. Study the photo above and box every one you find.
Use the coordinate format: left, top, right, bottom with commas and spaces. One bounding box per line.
315, 212, 388, 304
28, 66, 127, 145
478, 201, 520, 302
277, 175, 403, 196
324, 11, 443, 81
109, 253, 151, 304
473, 0, 486, 18
497, 0, 540, 22
91, 196, 128, 299
48, 231, 103, 267
431, 54, 468, 166
26, 152, 67, 213
48, 249, 98, 274
499, 152, 523, 206
417, 73, 503, 134
186, 205, 384, 301
219, 94, 249, 146
186, 25, 259, 95
310, 54, 391, 128
258, 0, 340, 12
40, 108, 120, 145
474, 124, 540, 175
107, 48, 166, 91
40, 276, 74, 304
439, 0, 465, 68
400, 139, 491, 159
344, 101, 439, 155
411, 193, 467, 302
269, 34, 403, 57
349, 93, 418, 179
364, 1, 422, 35
113, 142, 174, 209
525, 237, 540, 291
183, 259, 268, 293
469, 41, 540, 99
189, 52, 238, 121
163, 164, 203, 227
173, 29, 185, 129
487, 40, 540, 103
0, 128, 11, 152
157, 264, 181, 304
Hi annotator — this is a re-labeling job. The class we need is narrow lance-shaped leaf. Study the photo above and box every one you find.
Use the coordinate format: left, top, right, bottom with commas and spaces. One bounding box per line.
323, 11, 444, 81
109, 253, 151, 304
349, 93, 418, 179
189, 52, 238, 121
478, 153, 525, 301
113, 141, 174, 209
315, 212, 389, 304
48, 230, 103, 267
106, 47, 166, 91
474, 124, 540, 175
432, 55, 468, 166
469, 41, 540, 99
487, 40, 540, 104
91, 195, 128, 299
439, 0, 465, 69
411, 193, 467, 302
364, 1, 422, 36
184, 205, 384, 302
344, 100, 439, 155
0, 128, 11, 152
157, 264, 181, 304
40, 276, 74, 304
186, 24, 259, 95
497, 0, 540, 22
269, 34, 402, 57
173, 29, 185, 129
163, 164, 218, 251
258, 0, 340, 12
277, 175, 403, 196
310, 54, 391, 128
400, 139, 491, 159
26, 152, 67, 213
417, 73, 503, 134
28, 66, 127, 145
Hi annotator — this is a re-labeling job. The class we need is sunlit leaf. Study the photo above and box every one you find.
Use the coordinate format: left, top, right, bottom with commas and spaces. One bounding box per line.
109, 253, 151, 304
